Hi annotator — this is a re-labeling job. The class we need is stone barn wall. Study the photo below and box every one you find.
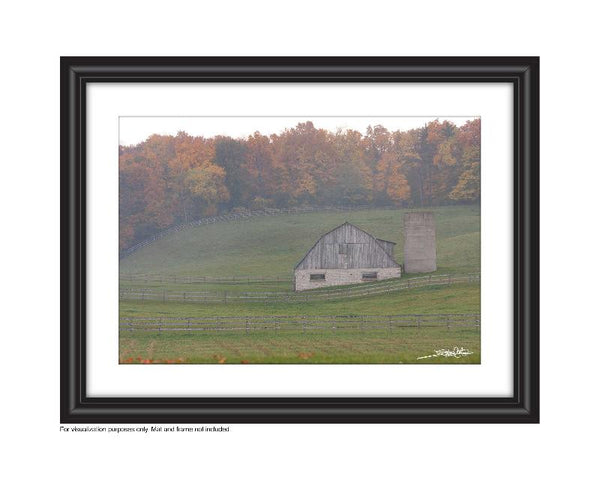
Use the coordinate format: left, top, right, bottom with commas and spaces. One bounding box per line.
295, 267, 401, 291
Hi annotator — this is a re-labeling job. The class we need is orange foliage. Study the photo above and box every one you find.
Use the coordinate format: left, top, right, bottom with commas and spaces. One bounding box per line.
119, 120, 480, 250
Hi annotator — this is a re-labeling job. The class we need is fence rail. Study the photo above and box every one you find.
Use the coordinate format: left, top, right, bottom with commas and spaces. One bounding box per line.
120, 273, 290, 285
120, 273, 480, 304
120, 313, 480, 333
120, 204, 396, 259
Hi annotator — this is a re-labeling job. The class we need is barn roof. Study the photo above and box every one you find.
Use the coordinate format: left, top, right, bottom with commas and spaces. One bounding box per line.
376, 238, 396, 245
294, 222, 400, 270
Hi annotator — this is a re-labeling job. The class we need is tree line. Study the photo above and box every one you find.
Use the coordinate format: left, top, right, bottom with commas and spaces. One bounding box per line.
120, 119, 480, 249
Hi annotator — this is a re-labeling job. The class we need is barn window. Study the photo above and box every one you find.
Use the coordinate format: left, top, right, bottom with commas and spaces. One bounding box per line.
310, 273, 326, 281
339, 243, 348, 254
362, 272, 378, 280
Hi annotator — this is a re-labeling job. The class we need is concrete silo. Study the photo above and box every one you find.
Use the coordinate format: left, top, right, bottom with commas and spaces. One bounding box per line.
403, 212, 437, 273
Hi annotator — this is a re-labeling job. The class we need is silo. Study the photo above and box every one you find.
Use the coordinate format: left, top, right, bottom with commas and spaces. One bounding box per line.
403, 212, 437, 273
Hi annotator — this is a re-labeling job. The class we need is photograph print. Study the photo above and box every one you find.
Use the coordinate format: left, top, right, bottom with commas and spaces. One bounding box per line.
119, 116, 481, 365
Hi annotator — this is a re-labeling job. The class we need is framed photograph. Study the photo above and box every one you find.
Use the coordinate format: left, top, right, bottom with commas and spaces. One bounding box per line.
61, 57, 539, 423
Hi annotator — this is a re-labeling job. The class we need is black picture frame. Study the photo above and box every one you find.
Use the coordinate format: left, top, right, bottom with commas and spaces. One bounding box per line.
61, 56, 539, 424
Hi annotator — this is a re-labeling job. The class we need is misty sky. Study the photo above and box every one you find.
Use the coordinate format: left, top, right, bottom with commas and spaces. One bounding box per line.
119, 116, 478, 146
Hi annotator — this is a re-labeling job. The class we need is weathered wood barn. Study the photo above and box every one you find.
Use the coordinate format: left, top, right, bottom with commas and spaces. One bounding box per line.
294, 222, 401, 291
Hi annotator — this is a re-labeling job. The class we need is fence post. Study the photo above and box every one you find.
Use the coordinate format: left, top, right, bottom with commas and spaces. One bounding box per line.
187, 319, 191, 332
447, 316, 450, 330
246, 320, 249, 334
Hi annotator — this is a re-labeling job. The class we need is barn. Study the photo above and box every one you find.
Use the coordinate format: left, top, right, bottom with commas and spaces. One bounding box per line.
294, 222, 401, 291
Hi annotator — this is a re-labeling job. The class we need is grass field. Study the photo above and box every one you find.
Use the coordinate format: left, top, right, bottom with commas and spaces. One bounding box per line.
119, 205, 480, 364
121, 205, 480, 278
119, 328, 480, 364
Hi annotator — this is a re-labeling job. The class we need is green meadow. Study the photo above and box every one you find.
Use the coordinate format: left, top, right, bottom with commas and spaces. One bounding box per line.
119, 205, 480, 364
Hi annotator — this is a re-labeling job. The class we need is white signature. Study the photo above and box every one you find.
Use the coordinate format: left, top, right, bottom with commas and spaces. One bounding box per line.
416, 347, 473, 360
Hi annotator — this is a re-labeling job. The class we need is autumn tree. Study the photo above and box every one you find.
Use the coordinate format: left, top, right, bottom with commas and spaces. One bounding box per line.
450, 118, 481, 201
170, 131, 216, 222
119, 135, 177, 249
119, 119, 481, 250
213, 137, 250, 208
184, 163, 229, 216
269, 122, 331, 205
243, 132, 277, 208
328, 129, 373, 205
364, 124, 392, 173
120, 134, 227, 248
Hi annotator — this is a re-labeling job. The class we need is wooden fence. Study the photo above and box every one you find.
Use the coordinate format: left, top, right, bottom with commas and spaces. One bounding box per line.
120, 273, 480, 304
120, 313, 481, 333
120, 273, 289, 285
120, 204, 395, 259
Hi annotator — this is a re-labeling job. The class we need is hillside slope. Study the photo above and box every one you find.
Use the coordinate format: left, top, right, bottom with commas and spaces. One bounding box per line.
120, 205, 480, 278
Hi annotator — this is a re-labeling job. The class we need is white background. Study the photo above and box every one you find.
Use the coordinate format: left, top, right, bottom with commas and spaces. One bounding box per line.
88, 85, 511, 398
1, 1, 598, 479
